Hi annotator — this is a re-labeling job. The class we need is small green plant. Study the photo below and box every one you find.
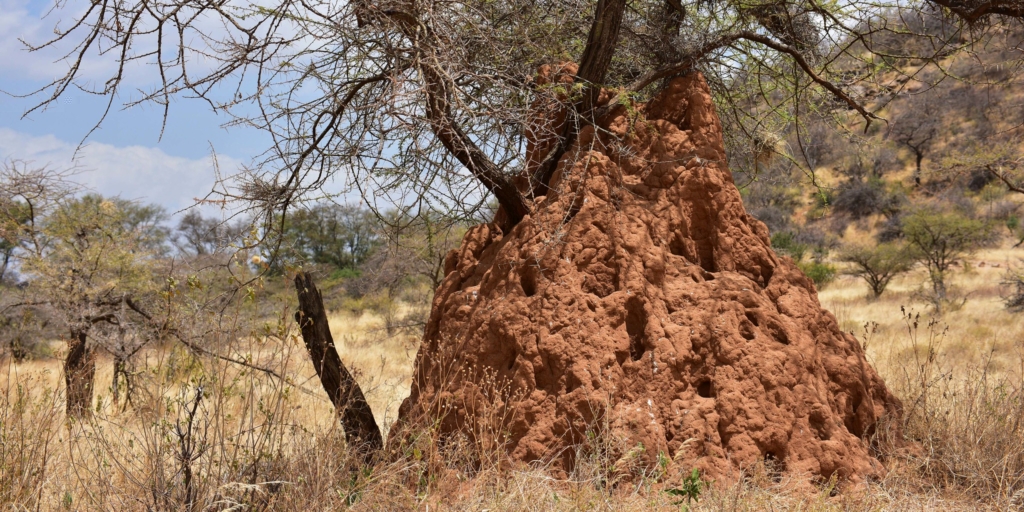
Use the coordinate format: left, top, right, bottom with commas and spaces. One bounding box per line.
813, 187, 836, 209
665, 468, 704, 510
770, 231, 808, 261
653, 451, 670, 482
798, 261, 838, 288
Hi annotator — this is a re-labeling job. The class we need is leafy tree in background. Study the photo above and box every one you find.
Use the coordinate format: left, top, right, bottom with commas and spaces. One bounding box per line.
343, 212, 467, 334
265, 203, 381, 275
174, 209, 248, 258
838, 242, 915, 298
1, 163, 165, 415
111, 198, 171, 255
0, 201, 30, 284
901, 207, 994, 311
350, 212, 467, 294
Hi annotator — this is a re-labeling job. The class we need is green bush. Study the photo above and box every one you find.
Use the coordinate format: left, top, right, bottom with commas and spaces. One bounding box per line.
798, 261, 838, 288
770, 232, 808, 261
330, 267, 362, 280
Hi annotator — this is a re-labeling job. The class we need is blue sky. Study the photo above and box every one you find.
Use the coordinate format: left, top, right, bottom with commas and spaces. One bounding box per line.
0, 0, 267, 215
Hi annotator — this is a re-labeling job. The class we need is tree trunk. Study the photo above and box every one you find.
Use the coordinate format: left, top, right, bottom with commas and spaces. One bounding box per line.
914, 150, 924, 186
530, 0, 629, 196
0, 251, 10, 283
112, 356, 132, 409
934, 273, 947, 300
65, 328, 95, 418
576, 0, 628, 114
112, 358, 121, 406
293, 272, 383, 463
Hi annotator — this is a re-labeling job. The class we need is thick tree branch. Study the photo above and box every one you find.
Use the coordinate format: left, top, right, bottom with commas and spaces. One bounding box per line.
418, 62, 531, 230
989, 164, 1024, 194
926, 0, 1024, 22
363, 7, 531, 230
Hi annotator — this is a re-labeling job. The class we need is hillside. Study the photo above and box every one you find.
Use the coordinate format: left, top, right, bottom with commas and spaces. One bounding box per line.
727, 16, 1024, 300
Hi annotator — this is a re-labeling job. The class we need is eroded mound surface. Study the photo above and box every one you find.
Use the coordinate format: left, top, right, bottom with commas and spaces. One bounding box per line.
398, 72, 900, 483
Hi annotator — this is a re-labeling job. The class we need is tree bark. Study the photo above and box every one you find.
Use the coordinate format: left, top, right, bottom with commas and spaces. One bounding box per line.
65, 328, 95, 418
925, 0, 1024, 22
294, 272, 383, 463
576, 0, 628, 114
0, 251, 10, 283
530, 0, 629, 196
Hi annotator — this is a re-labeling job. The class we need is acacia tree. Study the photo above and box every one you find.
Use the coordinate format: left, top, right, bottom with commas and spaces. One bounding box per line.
888, 97, 939, 186
901, 206, 993, 311
838, 242, 915, 298
23, 0, 1003, 225
1, 164, 162, 416
37, 198, 161, 415
0, 202, 30, 284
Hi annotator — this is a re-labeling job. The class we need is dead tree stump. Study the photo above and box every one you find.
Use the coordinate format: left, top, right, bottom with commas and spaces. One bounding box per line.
294, 272, 383, 463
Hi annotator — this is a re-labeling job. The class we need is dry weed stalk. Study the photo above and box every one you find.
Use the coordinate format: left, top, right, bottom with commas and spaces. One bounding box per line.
877, 307, 1024, 506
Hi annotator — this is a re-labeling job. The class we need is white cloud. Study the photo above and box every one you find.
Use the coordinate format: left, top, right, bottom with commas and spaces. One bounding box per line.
0, 127, 242, 214
0, 0, 98, 81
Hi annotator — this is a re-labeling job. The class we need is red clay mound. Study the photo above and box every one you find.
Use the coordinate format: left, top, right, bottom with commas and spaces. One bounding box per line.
397, 70, 901, 483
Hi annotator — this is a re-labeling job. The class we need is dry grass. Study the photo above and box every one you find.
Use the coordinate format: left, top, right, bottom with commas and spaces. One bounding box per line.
1, 253, 1023, 510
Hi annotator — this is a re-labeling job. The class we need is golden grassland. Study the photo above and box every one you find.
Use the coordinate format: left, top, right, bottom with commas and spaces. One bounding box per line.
1, 247, 1022, 510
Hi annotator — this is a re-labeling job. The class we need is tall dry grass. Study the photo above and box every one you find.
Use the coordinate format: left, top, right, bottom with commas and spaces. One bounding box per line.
0, 249, 1022, 510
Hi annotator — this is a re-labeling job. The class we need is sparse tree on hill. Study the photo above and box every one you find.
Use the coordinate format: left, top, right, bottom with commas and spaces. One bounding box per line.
888, 99, 939, 186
